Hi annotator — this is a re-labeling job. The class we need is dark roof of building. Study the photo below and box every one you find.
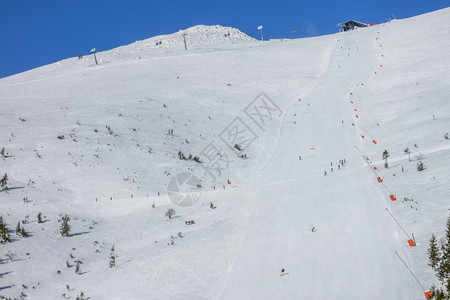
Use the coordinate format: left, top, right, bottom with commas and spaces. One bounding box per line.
337, 20, 369, 28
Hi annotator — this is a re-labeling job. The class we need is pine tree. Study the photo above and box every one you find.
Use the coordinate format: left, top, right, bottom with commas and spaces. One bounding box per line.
76, 291, 85, 300
109, 245, 116, 268
382, 150, 390, 168
37, 212, 42, 224
430, 284, 446, 300
437, 214, 450, 295
429, 234, 441, 270
21, 227, 28, 237
75, 260, 81, 275
0, 216, 10, 244
16, 221, 21, 235
0, 173, 8, 190
60, 215, 71, 237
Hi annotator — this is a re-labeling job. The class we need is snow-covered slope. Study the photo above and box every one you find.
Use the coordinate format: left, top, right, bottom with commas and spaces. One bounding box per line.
1, 9, 450, 300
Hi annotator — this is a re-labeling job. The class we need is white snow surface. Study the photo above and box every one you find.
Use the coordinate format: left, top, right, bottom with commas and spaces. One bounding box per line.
1, 11, 450, 300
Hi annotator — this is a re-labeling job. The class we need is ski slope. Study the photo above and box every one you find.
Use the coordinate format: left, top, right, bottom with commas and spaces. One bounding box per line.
1, 8, 450, 300
221, 21, 419, 299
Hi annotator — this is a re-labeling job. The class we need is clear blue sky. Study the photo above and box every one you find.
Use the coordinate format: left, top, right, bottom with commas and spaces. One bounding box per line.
0, 0, 448, 78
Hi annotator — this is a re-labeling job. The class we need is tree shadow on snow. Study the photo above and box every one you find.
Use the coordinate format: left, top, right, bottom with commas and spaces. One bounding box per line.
0, 284, 14, 291
69, 231, 90, 237
0, 271, 13, 278
1, 186, 26, 192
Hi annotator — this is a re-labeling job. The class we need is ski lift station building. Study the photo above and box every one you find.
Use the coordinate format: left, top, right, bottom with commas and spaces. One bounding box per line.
337, 20, 371, 32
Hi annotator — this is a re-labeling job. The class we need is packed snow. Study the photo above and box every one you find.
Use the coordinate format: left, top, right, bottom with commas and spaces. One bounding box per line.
1, 10, 450, 300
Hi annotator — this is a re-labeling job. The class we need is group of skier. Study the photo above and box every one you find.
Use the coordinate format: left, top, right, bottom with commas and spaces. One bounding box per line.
324, 159, 346, 176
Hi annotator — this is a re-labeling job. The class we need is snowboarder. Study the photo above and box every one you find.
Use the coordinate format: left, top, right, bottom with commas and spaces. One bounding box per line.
299, 156, 302, 160
281, 268, 285, 276
324, 171, 327, 176
312, 226, 316, 232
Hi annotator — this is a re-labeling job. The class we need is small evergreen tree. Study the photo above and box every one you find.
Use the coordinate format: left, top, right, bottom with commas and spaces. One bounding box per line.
382, 150, 389, 168
75, 260, 81, 275
76, 291, 85, 300
429, 234, 441, 270
60, 215, 71, 237
0, 173, 8, 190
20, 227, 28, 237
0, 216, 11, 244
16, 221, 21, 235
37, 212, 43, 224
417, 161, 426, 171
109, 245, 116, 268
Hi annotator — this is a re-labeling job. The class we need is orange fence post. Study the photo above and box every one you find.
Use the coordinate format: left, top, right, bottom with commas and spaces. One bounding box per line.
424, 291, 432, 299
355, 115, 359, 118
377, 177, 382, 183
408, 239, 416, 247
389, 194, 396, 201
372, 140, 377, 144
361, 135, 365, 139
